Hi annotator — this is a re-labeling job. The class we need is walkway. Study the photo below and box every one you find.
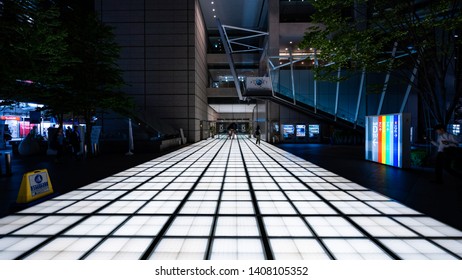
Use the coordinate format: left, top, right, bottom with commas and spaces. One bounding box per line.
0, 137, 461, 260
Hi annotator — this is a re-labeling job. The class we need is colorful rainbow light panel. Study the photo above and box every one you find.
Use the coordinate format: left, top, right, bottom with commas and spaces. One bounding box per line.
365, 114, 407, 168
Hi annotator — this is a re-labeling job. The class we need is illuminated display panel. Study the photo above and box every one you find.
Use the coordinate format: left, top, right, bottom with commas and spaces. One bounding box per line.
308, 124, 320, 140
451, 124, 460, 136
365, 113, 410, 168
296, 125, 306, 137
308, 124, 320, 135
282, 124, 294, 138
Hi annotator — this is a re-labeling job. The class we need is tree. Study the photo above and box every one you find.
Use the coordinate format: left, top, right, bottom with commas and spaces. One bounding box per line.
58, 6, 133, 152
300, 0, 462, 126
1, 1, 133, 151
0, 0, 71, 105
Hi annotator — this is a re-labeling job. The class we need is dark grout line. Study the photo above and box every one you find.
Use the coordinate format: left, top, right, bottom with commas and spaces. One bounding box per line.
139, 139, 227, 260
236, 137, 274, 260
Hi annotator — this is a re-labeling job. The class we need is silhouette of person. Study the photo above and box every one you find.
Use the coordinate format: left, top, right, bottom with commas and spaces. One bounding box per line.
255, 125, 261, 145
430, 124, 459, 183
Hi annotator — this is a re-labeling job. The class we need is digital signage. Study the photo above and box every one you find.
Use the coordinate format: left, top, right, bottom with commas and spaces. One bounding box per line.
308, 124, 320, 137
365, 113, 410, 168
296, 125, 306, 137
451, 124, 460, 136
282, 124, 294, 138
245, 77, 272, 96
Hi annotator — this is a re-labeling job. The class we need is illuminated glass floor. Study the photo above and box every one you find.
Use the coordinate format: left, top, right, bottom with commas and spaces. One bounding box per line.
1, 137, 461, 260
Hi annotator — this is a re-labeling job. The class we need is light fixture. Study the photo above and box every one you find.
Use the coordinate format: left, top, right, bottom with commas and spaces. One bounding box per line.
211, 1, 214, 4
212, 8, 215, 11
290, 41, 293, 44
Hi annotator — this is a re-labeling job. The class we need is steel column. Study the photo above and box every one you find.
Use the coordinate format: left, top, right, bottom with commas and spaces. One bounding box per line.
400, 59, 420, 113
334, 67, 341, 120
377, 42, 398, 115
354, 68, 366, 126
216, 18, 244, 101
313, 49, 319, 113
289, 47, 296, 104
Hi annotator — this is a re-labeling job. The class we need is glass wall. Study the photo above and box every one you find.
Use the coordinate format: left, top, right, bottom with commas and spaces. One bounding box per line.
270, 68, 411, 128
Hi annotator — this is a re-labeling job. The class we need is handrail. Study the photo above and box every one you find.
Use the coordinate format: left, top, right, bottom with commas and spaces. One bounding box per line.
272, 84, 364, 128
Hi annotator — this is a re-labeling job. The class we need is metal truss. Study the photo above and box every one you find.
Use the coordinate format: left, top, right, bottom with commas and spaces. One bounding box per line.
221, 25, 269, 54
216, 19, 269, 101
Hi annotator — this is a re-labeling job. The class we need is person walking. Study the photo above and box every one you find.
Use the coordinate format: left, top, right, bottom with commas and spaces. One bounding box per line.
70, 126, 81, 159
54, 126, 65, 162
255, 125, 261, 145
227, 123, 234, 139
430, 124, 459, 183
227, 122, 238, 140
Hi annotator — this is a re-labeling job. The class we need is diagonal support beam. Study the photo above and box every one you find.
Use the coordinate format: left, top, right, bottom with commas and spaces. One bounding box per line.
226, 41, 264, 53
377, 42, 398, 115
221, 24, 269, 54
216, 18, 244, 101
354, 67, 366, 127
268, 56, 309, 70
335, 67, 342, 120
400, 58, 420, 113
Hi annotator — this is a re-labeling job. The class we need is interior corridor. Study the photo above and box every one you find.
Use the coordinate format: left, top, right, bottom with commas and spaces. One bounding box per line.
0, 137, 461, 260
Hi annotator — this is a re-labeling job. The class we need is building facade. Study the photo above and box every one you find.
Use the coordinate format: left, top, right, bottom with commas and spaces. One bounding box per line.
96, 0, 211, 142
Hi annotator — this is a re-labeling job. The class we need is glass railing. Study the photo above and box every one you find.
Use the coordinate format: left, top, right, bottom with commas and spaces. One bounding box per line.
272, 81, 364, 127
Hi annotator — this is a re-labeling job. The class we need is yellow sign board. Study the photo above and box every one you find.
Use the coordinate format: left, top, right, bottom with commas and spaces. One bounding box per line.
17, 169, 54, 204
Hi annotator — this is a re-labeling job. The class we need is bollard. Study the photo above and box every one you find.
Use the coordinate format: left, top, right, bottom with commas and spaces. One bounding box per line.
5, 153, 11, 176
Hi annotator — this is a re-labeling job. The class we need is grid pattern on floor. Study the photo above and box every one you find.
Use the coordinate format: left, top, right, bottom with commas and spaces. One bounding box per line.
0, 137, 461, 260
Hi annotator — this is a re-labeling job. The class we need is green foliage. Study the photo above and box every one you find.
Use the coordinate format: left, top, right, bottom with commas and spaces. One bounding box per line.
0, 0, 71, 103
0, 0, 133, 134
410, 149, 428, 167
300, 0, 462, 125
57, 10, 131, 119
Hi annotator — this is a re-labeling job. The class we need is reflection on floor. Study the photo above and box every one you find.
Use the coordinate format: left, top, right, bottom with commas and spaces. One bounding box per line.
0, 137, 461, 260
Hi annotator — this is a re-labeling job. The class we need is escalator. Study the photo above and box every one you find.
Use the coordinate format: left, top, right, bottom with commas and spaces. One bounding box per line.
244, 83, 365, 133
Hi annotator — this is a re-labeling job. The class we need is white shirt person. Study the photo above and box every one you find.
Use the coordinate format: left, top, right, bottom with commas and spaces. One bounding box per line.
430, 124, 459, 183
431, 128, 459, 152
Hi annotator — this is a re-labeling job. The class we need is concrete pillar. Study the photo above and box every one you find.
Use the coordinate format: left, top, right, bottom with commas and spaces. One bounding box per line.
268, 0, 280, 57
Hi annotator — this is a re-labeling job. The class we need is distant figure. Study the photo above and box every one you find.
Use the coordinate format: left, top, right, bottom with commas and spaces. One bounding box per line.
70, 126, 81, 159
65, 126, 72, 141
255, 125, 261, 145
18, 126, 41, 155
430, 124, 459, 183
228, 123, 237, 140
53, 126, 65, 162
30, 126, 38, 137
